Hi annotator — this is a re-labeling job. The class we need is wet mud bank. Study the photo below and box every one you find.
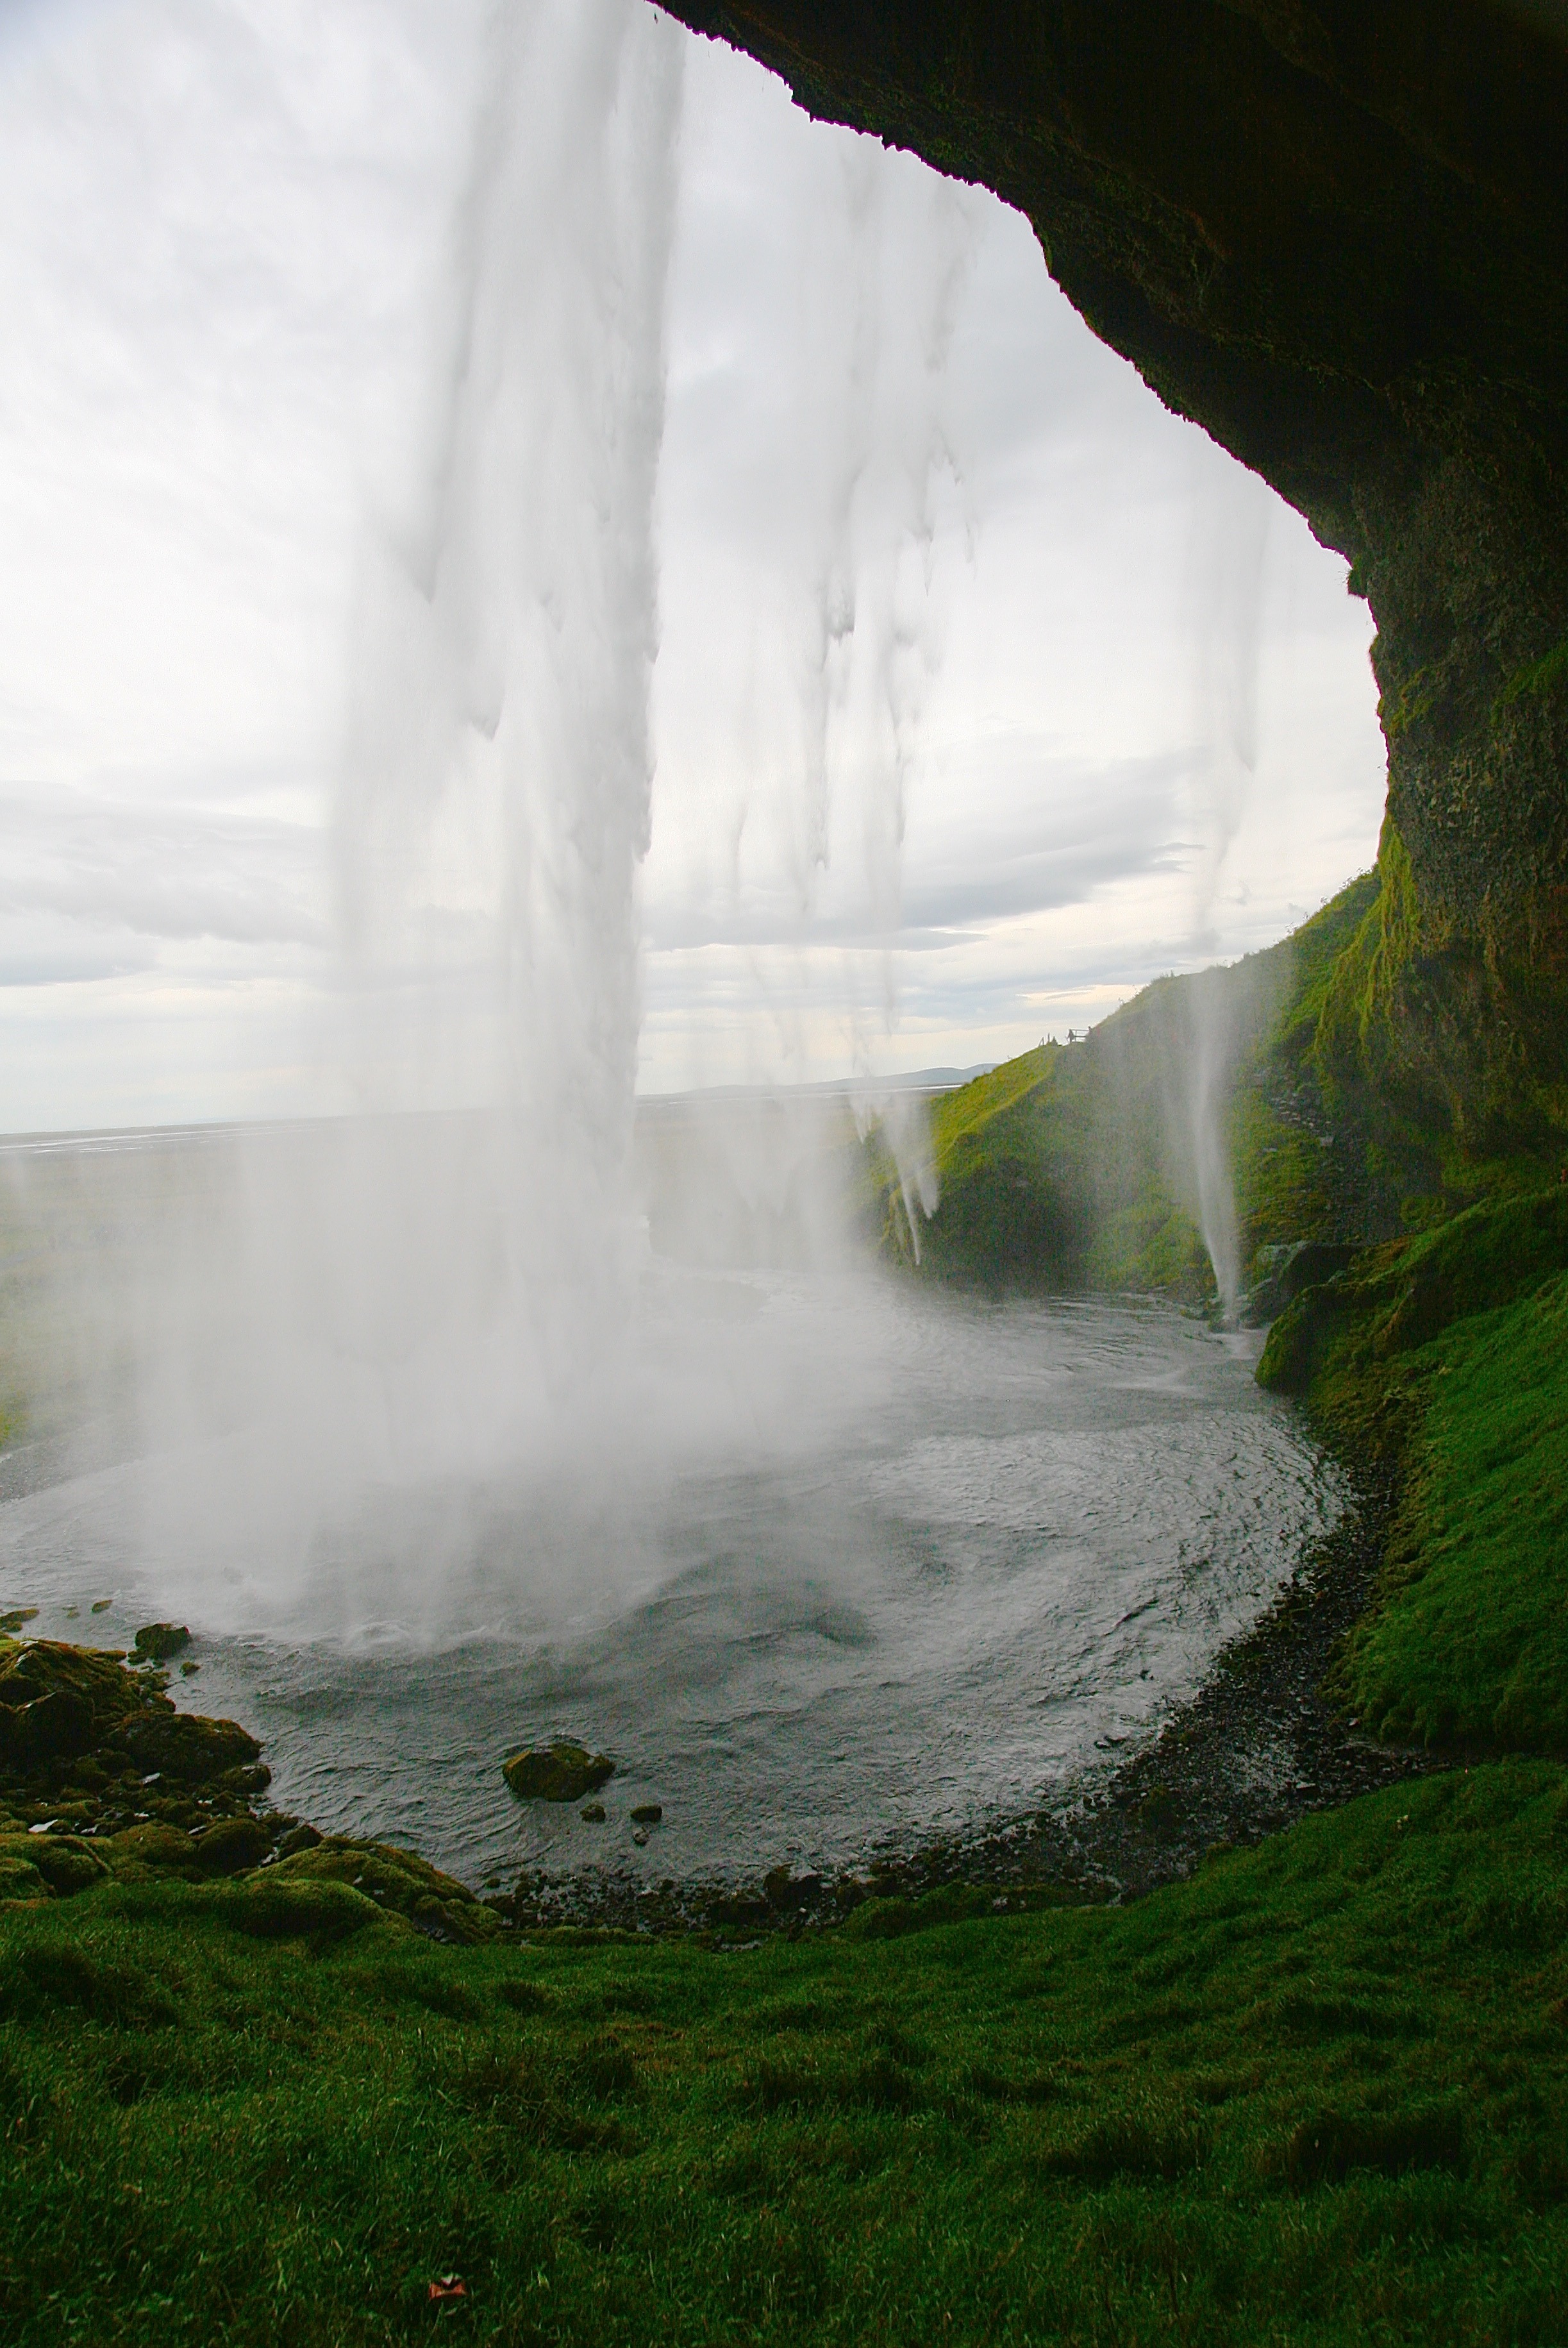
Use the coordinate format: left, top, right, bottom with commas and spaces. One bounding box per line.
499, 1478, 1449, 1938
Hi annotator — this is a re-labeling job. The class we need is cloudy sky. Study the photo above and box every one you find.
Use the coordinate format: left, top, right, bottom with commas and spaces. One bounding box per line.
0, 0, 1386, 1133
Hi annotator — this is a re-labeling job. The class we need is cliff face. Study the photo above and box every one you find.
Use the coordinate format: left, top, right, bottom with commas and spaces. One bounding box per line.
666, 2, 1568, 1156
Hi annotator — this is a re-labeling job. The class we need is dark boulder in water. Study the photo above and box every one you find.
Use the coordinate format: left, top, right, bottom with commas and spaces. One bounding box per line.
629, 1803, 662, 1825
133, 1623, 191, 1663
502, 1742, 614, 1802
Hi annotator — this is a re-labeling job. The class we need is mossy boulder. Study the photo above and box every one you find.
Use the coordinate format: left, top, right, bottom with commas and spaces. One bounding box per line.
0, 1833, 110, 1897
194, 1816, 271, 1877
107, 1822, 199, 1877
0, 1852, 46, 1902
0, 1640, 140, 1765
263, 1837, 499, 1945
502, 1742, 614, 1803
120, 1708, 260, 1786
218, 1875, 382, 1945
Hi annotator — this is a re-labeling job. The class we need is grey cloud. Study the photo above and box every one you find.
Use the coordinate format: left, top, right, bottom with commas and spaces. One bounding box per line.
643, 751, 1188, 952
0, 785, 325, 947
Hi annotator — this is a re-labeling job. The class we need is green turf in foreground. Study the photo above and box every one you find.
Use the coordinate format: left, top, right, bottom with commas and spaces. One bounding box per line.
4, 1762, 1567, 2344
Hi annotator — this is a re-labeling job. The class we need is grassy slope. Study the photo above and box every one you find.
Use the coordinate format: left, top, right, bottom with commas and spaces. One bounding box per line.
881, 870, 1383, 1304
1255, 1189, 1568, 1759
6, 1762, 1568, 2347
1335, 1272, 1568, 1754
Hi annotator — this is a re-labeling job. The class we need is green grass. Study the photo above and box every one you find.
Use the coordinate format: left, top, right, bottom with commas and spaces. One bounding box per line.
1339, 1271, 1568, 1753
1256, 1187, 1568, 1762
1256, 1187, 1568, 1431
6, 1762, 1568, 2344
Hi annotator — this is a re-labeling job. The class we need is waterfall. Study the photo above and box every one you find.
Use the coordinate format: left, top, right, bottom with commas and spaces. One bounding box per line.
335, 0, 684, 1380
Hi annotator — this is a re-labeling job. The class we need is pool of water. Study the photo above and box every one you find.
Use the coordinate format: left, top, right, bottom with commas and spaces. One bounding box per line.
0, 1268, 1343, 1887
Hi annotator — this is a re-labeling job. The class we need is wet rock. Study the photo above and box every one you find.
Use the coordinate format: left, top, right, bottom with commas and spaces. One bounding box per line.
133, 1623, 191, 1663
196, 1815, 271, 1877
631, 1828, 649, 1847
763, 1866, 822, 1912
1246, 1241, 1358, 1327
629, 1803, 662, 1825
0, 1609, 38, 1634
501, 1741, 614, 1802
707, 1892, 771, 1929
580, 1803, 607, 1823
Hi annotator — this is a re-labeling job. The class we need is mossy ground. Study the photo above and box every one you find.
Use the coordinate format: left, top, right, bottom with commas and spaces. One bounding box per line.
6, 1760, 1568, 2345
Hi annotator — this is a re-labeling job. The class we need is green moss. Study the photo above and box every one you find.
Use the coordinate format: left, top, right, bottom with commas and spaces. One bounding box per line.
3, 1763, 1567, 2341
1313, 818, 1421, 1091
1256, 1185, 1568, 1419
1496, 636, 1568, 712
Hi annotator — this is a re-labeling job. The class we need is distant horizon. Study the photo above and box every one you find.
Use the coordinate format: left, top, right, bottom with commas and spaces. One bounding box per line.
0, 1061, 1010, 1153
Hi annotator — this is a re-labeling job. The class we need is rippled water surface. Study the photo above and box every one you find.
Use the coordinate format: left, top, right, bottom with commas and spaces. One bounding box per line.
0, 1266, 1343, 1886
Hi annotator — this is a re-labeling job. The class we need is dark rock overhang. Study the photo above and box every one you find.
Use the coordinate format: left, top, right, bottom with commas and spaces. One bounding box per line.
660, 2, 1568, 921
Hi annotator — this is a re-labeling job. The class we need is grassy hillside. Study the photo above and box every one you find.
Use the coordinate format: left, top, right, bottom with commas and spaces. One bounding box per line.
1344, 1271, 1568, 1753
1256, 1190, 1568, 1761
5, 1759, 1568, 2345
877, 812, 1568, 1312
873, 869, 1381, 1304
